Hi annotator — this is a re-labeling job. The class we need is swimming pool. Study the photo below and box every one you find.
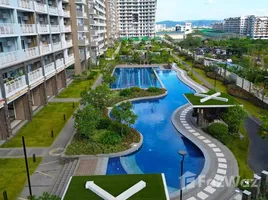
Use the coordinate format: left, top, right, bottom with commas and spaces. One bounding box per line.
110, 67, 162, 89
107, 69, 205, 192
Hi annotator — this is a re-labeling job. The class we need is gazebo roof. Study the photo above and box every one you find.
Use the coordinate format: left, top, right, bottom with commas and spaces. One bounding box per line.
184, 91, 238, 108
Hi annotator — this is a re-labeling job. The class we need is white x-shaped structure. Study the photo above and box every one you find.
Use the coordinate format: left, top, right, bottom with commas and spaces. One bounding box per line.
194, 92, 228, 103
85, 180, 146, 200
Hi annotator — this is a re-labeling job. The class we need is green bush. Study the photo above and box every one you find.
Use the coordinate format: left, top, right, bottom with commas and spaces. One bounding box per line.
119, 88, 132, 96
97, 117, 112, 129
147, 87, 161, 93
87, 71, 98, 80
108, 121, 129, 135
100, 131, 121, 145
207, 122, 229, 144
130, 87, 142, 92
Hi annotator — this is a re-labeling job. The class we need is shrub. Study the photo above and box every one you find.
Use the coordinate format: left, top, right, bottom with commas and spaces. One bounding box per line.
87, 71, 98, 80
100, 131, 121, 145
97, 117, 112, 129
130, 87, 142, 92
147, 87, 161, 93
108, 121, 130, 135
206, 122, 229, 144
119, 88, 132, 96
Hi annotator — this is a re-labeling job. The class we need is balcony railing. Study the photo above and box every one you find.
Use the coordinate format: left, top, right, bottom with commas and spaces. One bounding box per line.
18, 0, 33, 10
65, 53, 74, 65
66, 39, 73, 48
34, 2, 47, 13
64, 25, 71, 32
37, 24, 50, 34
4, 75, 27, 98
53, 42, 61, 52
0, 24, 15, 35
78, 39, 89, 46
56, 58, 64, 69
0, 47, 39, 69
20, 24, 36, 34
44, 62, 56, 76
28, 68, 43, 85
48, 5, 58, 15
63, 10, 70, 17
40, 44, 52, 55
77, 25, 88, 32
76, 11, 87, 18
50, 25, 60, 33
0, 0, 10, 6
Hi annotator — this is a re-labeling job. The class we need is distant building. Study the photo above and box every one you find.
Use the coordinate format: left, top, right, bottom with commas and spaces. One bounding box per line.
212, 22, 224, 31
155, 24, 166, 32
212, 15, 268, 39
175, 22, 192, 34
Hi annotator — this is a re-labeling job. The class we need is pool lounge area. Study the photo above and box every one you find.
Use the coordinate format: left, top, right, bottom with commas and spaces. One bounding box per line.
108, 67, 205, 192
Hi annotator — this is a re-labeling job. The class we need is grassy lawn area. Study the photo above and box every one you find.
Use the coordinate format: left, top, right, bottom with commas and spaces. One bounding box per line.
57, 71, 100, 98
63, 174, 167, 200
1, 103, 79, 148
0, 158, 41, 200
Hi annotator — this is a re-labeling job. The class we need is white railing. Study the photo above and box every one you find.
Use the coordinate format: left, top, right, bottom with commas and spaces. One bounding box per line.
34, 2, 47, 13
0, 24, 15, 35
67, 53, 74, 63
63, 10, 70, 17
50, 25, 60, 33
4, 75, 27, 98
0, 51, 19, 67
20, 24, 36, 34
37, 24, 50, 34
56, 58, 64, 69
24, 46, 39, 59
28, 68, 43, 85
40, 44, 52, 55
44, 62, 55, 76
64, 25, 71, 32
48, 5, 58, 15
86, 51, 90, 58
53, 42, 61, 52
66, 39, 73, 47
0, 0, 10, 6
18, 0, 33, 10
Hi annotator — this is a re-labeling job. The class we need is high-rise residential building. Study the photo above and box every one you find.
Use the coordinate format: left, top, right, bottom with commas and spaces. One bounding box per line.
117, 0, 157, 38
106, 0, 118, 46
212, 15, 268, 39
89, 0, 107, 64
0, 0, 77, 140
212, 22, 224, 32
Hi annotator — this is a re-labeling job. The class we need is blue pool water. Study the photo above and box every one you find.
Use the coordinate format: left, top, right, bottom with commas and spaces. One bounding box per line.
107, 69, 205, 191
110, 67, 161, 89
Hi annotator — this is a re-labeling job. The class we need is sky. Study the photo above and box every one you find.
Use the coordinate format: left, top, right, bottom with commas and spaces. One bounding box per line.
156, 0, 268, 22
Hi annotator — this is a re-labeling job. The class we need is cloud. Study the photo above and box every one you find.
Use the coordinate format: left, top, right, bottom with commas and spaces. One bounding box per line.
206, 0, 216, 4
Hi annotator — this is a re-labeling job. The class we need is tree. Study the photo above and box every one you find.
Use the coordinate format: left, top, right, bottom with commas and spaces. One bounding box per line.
102, 72, 116, 85
223, 105, 249, 134
80, 84, 110, 110
74, 105, 100, 139
111, 101, 138, 136
28, 192, 60, 200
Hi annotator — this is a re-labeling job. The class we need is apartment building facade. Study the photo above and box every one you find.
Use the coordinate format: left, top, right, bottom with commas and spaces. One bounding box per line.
213, 15, 268, 39
117, 0, 157, 38
105, 0, 118, 46
212, 22, 224, 32
0, 0, 78, 140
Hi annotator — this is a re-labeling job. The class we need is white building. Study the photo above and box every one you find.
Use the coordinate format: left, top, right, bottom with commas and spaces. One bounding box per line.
155, 24, 166, 32
212, 22, 224, 31
117, 0, 157, 38
176, 22, 192, 34
106, 0, 118, 46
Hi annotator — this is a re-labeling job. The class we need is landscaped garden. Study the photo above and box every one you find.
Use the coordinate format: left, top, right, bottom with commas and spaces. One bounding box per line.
2, 102, 79, 148
0, 158, 41, 200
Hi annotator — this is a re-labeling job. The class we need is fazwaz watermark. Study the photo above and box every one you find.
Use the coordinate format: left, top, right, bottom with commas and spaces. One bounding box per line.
181, 171, 257, 189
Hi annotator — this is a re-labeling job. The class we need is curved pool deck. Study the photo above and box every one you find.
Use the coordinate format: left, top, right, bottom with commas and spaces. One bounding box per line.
107, 66, 239, 200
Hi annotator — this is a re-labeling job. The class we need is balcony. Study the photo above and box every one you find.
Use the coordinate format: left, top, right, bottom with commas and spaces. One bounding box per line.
37, 24, 50, 34
77, 25, 88, 32
0, 47, 39, 69
48, 5, 58, 15
28, 68, 44, 85
64, 25, 71, 32
17, 0, 34, 10
86, 51, 90, 59
50, 25, 60, 33
0, 0, 10, 7
4, 75, 28, 99
44, 62, 56, 76
65, 39, 73, 48
0, 24, 15, 36
65, 53, 74, 67
63, 10, 70, 18
55, 58, 64, 71
52, 42, 61, 52
75, 0, 86, 4
76, 11, 87, 18
34, 2, 47, 13
78, 39, 89, 46
40, 44, 52, 55
20, 24, 36, 35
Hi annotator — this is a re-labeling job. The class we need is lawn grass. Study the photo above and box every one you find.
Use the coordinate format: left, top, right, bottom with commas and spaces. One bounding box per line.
0, 158, 41, 200
57, 71, 100, 98
1, 103, 79, 148
63, 174, 167, 200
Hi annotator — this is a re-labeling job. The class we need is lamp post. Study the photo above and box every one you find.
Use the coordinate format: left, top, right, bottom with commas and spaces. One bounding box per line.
178, 150, 187, 200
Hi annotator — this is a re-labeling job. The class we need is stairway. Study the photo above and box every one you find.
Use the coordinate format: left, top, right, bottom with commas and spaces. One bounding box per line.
50, 159, 78, 198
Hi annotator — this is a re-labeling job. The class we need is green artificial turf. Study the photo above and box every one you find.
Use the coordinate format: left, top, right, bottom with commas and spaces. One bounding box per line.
1, 103, 79, 148
0, 158, 41, 200
63, 174, 167, 200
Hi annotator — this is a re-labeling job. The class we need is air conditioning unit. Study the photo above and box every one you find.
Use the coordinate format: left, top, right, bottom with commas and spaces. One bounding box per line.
27, 39, 32, 43
23, 16, 29, 21
42, 37, 46, 42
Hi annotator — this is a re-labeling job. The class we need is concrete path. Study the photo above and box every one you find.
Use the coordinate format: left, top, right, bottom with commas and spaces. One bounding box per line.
0, 148, 47, 158
49, 98, 81, 103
